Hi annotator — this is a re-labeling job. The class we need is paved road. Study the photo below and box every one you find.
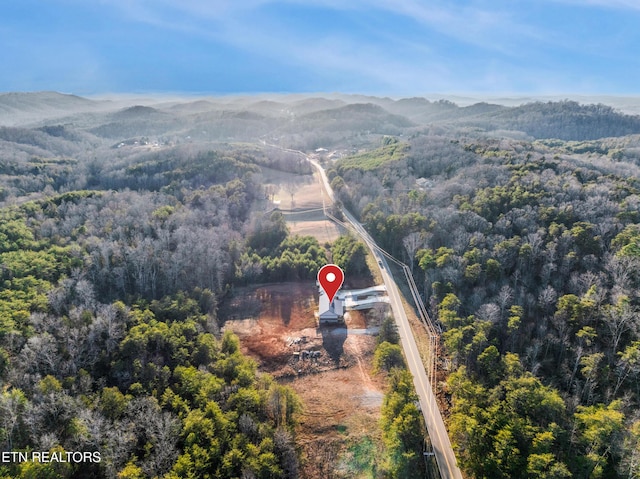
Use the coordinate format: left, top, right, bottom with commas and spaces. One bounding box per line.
308, 157, 464, 479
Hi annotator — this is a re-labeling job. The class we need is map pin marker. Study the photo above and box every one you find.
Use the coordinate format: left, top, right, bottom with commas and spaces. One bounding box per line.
318, 264, 344, 303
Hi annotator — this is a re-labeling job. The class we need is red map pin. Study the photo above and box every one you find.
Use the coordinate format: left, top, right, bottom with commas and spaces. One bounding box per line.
318, 264, 344, 303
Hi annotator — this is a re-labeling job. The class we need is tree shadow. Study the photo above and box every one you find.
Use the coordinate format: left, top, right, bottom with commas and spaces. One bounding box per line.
319, 324, 347, 365
280, 294, 292, 326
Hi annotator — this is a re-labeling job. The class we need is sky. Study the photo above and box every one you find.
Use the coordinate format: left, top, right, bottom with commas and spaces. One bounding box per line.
2, 0, 640, 96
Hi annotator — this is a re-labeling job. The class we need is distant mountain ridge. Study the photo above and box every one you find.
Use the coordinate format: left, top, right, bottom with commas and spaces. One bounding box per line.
0, 91, 104, 126
460, 100, 640, 141
0, 91, 94, 109
2, 91, 640, 141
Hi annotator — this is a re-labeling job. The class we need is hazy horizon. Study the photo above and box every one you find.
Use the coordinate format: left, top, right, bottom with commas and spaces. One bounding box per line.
6, 90, 640, 116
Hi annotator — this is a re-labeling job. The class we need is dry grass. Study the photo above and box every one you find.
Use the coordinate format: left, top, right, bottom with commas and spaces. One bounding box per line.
267, 167, 342, 242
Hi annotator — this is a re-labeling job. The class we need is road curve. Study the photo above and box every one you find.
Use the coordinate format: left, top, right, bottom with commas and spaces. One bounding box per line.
308, 157, 464, 479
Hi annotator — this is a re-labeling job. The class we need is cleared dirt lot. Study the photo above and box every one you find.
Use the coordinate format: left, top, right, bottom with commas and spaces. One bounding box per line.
221, 282, 388, 478
260, 166, 342, 243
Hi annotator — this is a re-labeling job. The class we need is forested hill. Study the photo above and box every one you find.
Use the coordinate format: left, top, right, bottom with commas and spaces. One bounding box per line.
0, 91, 95, 114
323, 96, 640, 141
329, 132, 640, 477
0, 134, 316, 477
0, 92, 104, 126
460, 100, 640, 140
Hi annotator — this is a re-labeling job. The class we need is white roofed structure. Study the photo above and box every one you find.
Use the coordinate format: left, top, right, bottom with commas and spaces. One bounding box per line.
316, 283, 388, 323
318, 287, 344, 323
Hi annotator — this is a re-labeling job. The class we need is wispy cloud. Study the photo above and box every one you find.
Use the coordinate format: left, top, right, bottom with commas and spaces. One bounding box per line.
103, 0, 545, 56
90, 0, 556, 92
16, 0, 639, 94
547, 0, 640, 10
370, 0, 533, 54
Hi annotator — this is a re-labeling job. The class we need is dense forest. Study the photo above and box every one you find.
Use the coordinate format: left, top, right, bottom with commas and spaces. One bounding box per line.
330, 131, 640, 477
0, 144, 323, 478
3, 92, 640, 478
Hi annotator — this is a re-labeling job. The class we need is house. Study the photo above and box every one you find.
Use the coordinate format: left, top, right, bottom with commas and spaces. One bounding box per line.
317, 286, 344, 324
416, 178, 435, 190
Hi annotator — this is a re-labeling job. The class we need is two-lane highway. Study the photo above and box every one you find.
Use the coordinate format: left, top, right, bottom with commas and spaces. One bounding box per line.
308, 157, 463, 479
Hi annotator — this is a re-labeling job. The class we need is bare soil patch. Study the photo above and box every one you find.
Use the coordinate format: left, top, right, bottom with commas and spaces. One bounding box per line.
221, 282, 388, 478
266, 168, 341, 242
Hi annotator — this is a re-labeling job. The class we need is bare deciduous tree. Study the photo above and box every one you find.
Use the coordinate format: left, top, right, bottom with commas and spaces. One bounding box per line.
403, 231, 423, 273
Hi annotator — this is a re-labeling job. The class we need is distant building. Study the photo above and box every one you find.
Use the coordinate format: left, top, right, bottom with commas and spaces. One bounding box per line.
416, 178, 435, 190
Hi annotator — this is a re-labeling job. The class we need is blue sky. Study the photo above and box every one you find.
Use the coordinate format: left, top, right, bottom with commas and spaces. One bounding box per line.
2, 0, 640, 96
